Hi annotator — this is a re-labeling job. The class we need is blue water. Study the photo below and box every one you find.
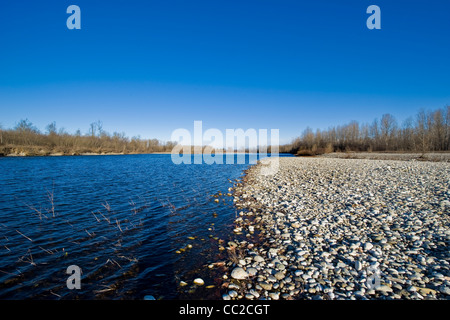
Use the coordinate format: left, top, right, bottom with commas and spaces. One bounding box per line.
0, 153, 291, 299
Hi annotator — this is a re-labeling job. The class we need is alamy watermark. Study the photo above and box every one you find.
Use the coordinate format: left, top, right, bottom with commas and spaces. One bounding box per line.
65, 5, 380, 31
66, 5, 81, 30
170, 121, 280, 175
66, 265, 81, 290
365, 265, 381, 290
366, 5, 381, 30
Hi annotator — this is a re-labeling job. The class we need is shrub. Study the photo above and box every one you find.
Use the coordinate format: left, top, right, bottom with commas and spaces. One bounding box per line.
296, 149, 315, 157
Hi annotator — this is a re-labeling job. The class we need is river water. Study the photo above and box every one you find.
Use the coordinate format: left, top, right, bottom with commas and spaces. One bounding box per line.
0, 153, 291, 299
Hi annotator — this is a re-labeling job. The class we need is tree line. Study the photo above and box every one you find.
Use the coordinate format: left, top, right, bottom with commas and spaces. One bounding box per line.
0, 120, 176, 156
1, 106, 449, 156
280, 106, 450, 155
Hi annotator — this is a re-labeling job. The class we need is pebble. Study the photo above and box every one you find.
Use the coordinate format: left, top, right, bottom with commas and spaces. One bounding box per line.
276, 263, 286, 271
259, 281, 273, 290
231, 267, 248, 280
193, 278, 204, 286
221, 157, 450, 301
245, 293, 255, 300
228, 283, 240, 290
407, 286, 417, 292
274, 272, 285, 280
249, 289, 260, 298
268, 292, 280, 300
439, 286, 450, 295
254, 255, 265, 263
247, 267, 258, 277
376, 285, 393, 293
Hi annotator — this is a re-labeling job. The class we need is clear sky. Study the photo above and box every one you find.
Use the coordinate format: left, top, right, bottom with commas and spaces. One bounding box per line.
0, 0, 449, 144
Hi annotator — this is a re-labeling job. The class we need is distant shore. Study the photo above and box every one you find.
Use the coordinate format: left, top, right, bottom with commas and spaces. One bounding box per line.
1, 150, 282, 157
2, 148, 450, 162
1, 151, 173, 157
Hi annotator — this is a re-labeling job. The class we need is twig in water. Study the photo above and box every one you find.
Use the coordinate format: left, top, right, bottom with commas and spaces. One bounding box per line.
94, 284, 115, 294
115, 219, 123, 233
99, 212, 110, 224
18, 249, 36, 266
0, 269, 19, 276
105, 258, 122, 268
16, 230, 33, 242
64, 219, 74, 227
102, 201, 111, 212
39, 246, 54, 255
118, 255, 138, 263
46, 186, 56, 218
24, 203, 48, 220
28, 251, 35, 266
92, 211, 101, 222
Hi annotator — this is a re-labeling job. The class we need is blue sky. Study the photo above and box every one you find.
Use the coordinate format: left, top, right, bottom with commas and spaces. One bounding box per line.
0, 0, 449, 144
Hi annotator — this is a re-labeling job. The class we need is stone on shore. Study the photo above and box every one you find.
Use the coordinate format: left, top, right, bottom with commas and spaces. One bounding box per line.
231, 267, 248, 280
193, 278, 204, 286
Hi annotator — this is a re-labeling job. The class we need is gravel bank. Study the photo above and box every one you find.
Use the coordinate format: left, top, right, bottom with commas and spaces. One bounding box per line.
221, 157, 450, 300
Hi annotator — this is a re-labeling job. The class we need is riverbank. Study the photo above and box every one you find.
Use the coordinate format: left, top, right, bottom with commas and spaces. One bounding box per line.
221, 157, 450, 300
1, 150, 274, 157
0, 150, 172, 157
320, 152, 450, 162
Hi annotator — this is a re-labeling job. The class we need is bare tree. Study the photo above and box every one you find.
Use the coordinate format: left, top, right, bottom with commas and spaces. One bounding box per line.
416, 110, 430, 152
369, 118, 380, 151
380, 114, 397, 151
445, 106, 450, 150
284, 106, 449, 154
431, 109, 445, 151
400, 117, 415, 151
46, 122, 57, 135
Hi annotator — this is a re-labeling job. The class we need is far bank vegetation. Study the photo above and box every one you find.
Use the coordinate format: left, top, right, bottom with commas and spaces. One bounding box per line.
280, 106, 450, 156
0, 120, 176, 156
1, 106, 449, 157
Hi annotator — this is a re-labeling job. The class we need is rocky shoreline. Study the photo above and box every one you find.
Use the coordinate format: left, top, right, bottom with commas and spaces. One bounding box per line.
221, 157, 450, 300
